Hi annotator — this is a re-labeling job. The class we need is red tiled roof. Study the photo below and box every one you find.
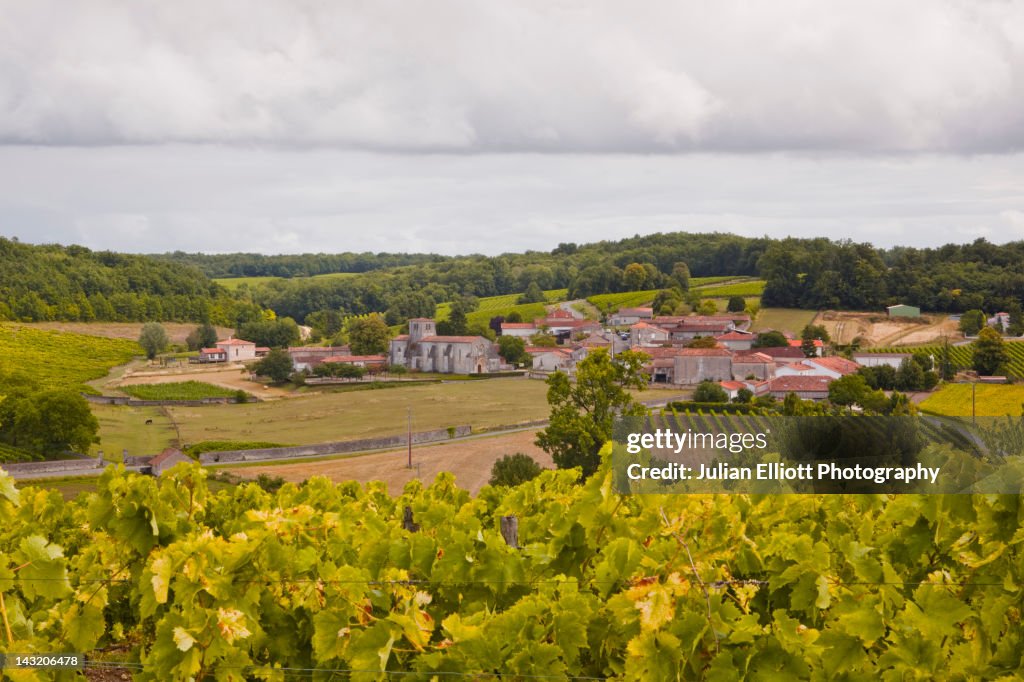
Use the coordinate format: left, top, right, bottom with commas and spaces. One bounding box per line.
255, 347, 270, 352
676, 348, 732, 357
788, 339, 823, 347
720, 380, 745, 390
631, 321, 666, 330
637, 346, 685, 358
392, 334, 410, 341
810, 356, 861, 375
615, 307, 653, 315
733, 352, 773, 363
149, 447, 189, 468
769, 376, 832, 392
757, 347, 806, 359
322, 355, 386, 363
785, 362, 816, 372
418, 335, 482, 343
717, 331, 754, 340
216, 338, 255, 346
548, 309, 574, 319
200, 348, 223, 354
501, 323, 536, 329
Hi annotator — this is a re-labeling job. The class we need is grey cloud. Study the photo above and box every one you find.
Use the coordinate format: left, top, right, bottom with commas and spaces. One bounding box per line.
1, 1, 1023, 153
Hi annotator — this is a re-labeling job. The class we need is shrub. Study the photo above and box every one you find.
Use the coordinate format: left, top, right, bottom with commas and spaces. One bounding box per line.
489, 453, 543, 487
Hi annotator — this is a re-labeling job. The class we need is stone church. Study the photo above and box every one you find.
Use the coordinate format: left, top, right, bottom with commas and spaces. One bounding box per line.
389, 318, 505, 374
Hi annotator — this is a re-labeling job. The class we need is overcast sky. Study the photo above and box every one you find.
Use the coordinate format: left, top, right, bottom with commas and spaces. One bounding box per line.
1, 1, 1023, 255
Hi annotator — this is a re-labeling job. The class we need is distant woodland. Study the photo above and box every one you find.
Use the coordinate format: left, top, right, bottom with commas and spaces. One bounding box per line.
2, 233, 1024, 326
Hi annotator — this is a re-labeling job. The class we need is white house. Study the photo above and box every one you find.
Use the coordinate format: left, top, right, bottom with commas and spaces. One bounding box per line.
630, 321, 670, 347
852, 352, 913, 370
609, 307, 653, 326
500, 322, 537, 338
216, 338, 257, 361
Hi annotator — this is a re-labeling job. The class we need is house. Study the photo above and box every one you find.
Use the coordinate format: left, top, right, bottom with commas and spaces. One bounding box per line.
768, 375, 832, 400
775, 356, 860, 380
500, 322, 537, 338
640, 346, 686, 383
530, 348, 576, 373
609, 307, 653, 326
732, 351, 776, 380
988, 312, 1011, 331
716, 330, 756, 352
887, 304, 921, 318
852, 352, 913, 370
389, 318, 504, 374
719, 380, 748, 400
288, 346, 352, 372
216, 338, 257, 361
673, 348, 733, 385
320, 355, 387, 371
755, 346, 807, 363
198, 347, 227, 363
255, 347, 271, 358
788, 338, 823, 356
125, 448, 193, 476
630, 321, 670, 347
666, 321, 734, 341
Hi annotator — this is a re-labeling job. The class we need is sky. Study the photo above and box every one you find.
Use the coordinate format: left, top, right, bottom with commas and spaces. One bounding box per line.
1, 0, 1023, 255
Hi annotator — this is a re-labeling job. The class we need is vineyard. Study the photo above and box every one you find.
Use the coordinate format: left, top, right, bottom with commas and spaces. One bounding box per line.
867, 341, 1024, 378
696, 279, 766, 298
0, 324, 140, 390
1, 452, 1022, 680
435, 289, 568, 326
119, 381, 242, 401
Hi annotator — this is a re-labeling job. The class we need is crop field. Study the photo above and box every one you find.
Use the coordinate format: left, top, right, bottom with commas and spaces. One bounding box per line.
435, 289, 567, 325
919, 383, 1024, 417
90, 403, 178, 460
0, 324, 140, 390
119, 381, 241, 401
214, 272, 358, 289
698, 279, 766, 298
869, 341, 1024, 377
586, 290, 660, 312
751, 308, 818, 333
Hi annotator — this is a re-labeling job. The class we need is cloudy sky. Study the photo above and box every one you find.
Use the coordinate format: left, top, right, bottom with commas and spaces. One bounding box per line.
1, 0, 1023, 255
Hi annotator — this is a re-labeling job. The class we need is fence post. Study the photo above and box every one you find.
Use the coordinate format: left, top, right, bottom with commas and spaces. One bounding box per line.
500, 515, 519, 549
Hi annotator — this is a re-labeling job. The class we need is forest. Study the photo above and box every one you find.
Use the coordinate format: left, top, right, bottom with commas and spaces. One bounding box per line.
4, 233, 1024, 326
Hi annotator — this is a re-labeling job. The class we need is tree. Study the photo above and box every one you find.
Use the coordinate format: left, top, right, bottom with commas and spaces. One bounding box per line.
653, 289, 683, 316
535, 349, 648, 477
347, 315, 391, 355
671, 262, 690, 291
186, 323, 218, 351
238, 318, 301, 348
0, 389, 99, 455
734, 387, 753, 404
253, 349, 294, 383
686, 336, 719, 349
693, 380, 728, 403
895, 358, 926, 391
726, 296, 746, 313
505, 311, 523, 323
959, 309, 986, 337
497, 335, 528, 367
972, 326, 1008, 376
754, 330, 789, 348
529, 332, 557, 348
696, 300, 718, 316
138, 322, 169, 360
489, 453, 543, 487
518, 281, 546, 304
623, 263, 648, 291
937, 337, 957, 380
828, 374, 871, 407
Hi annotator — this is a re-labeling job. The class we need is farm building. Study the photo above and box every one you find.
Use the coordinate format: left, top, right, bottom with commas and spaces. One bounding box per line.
768, 375, 832, 400
500, 322, 536, 338
320, 355, 387, 371
887, 304, 921, 318
630, 321, 670, 347
608, 307, 653, 326
288, 345, 353, 372
216, 337, 257, 361
673, 348, 733, 384
853, 352, 913, 369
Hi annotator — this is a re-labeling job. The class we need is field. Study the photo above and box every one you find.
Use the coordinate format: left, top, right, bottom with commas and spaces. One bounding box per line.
115, 364, 291, 401
229, 429, 553, 495
587, 289, 660, 312
16, 321, 234, 344
435, 288, 567, 325
119, 381, 241, 401
750, 307, 818, 333
919, 383, 1024, 417
213, 272, 358, 289
818, 311, 957, 347
697, 279, 766, 298
90, 403, 178, 460
869, 340, 1024, 377
0, 324, 141, 390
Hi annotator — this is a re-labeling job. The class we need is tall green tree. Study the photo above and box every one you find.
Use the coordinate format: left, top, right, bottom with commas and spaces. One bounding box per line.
972, 327, 1008, 376
497, 336, 528, 367
138, 322, 169, 360
186, 323, 219, 351
347, 315, 391, 355
959, 310, 986, 337
252, 349, 294, 383
535, 349, 649, 477
489, 453, 543, 487
671, 262, 690, 292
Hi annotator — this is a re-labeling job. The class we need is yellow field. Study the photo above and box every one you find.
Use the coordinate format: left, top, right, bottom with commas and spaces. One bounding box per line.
91, 403, 178, 461
919, 383, 1024, 417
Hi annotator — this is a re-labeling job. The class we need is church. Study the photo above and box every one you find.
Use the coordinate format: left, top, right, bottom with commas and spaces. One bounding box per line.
389, 318, 505, 374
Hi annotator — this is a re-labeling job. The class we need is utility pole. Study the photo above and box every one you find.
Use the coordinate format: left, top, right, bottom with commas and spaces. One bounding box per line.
407, 407, 413, 469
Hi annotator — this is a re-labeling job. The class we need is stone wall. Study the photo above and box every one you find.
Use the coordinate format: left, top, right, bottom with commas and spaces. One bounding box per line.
200, 425, 472, 464
84, 394, 253, 407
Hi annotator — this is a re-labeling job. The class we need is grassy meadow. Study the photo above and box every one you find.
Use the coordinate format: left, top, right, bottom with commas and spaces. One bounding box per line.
0, 324, 141, 390
750, 307, 819, 333
91, 403, 178, 461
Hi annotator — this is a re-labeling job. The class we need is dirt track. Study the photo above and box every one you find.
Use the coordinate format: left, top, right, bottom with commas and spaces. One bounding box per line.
229, 429, 554, 494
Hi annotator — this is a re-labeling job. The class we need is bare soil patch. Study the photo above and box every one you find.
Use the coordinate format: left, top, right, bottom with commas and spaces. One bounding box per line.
815, 311, 959, 347
116, 364, 289, 400
231, 429, 553, 495
23, 321, 233, 344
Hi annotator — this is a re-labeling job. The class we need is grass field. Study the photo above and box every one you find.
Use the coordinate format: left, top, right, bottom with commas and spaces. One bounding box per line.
750, 308, 818, 333
587, 290, 660, 312
91, 403, 178, 461
435, 289, 567, 326
0, 324, 141, 390
120, 381, 241, 401
214, 272, 360, 289
919, 383, 1024, 417
162, 378, 683, 447
698, 279, 766, 298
